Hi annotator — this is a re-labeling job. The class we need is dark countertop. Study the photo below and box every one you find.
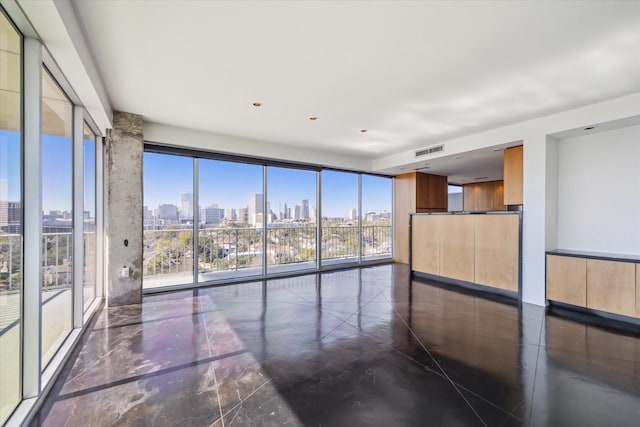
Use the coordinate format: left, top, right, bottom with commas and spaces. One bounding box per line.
411, 211, 521, 216
546, 249, 640, 263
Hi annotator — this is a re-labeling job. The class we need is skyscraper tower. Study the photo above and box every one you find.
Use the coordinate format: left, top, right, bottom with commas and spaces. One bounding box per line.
302, 199, 309, 220
248, 193, 264, 226
180, 192, 193, 220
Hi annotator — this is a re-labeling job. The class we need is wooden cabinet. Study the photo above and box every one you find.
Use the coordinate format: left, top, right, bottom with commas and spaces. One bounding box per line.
411, 215, 441, 275
439, 215, 475, 282
416, 173, 447, 210
412, 213, 520, 292
586, 259, 635, 317
503, 146, 523, 205
546, 255, 586, 306
463, 180, 505, 211
394, 172, 447, 263
474, 215, 519, 291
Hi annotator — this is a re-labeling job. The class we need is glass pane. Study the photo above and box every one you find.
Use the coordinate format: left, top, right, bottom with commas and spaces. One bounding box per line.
83, 123, 96, 310
143, 152, 194, 289
321, 170, 359, 265
361, 175, 392, 260
198, 159, 263, 282
0, 10, 22, 423
267, 167, 317, 274
41, 68, 73, 368
448, 184, 463, 212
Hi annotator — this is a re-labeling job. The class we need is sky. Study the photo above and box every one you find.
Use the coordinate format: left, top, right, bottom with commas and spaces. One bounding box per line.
1, 131, 97, 214
143, 152, 392, 218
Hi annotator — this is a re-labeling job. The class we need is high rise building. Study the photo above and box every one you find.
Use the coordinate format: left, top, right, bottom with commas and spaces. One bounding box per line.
156, 204, 179, 221
309, 207, 316, 223
248, 193, 263, 226
349, 208, 357, 221
180, 192, 193, 220
225, 208, 237, 221
279, 202, 288, 219
238, 207, 248, 223
294, 205, 301, 220
204, 203, 223, 225
301, 199, 309, 220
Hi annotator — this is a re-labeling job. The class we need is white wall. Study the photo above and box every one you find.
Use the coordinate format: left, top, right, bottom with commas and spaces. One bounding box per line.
556, 125, 640, 254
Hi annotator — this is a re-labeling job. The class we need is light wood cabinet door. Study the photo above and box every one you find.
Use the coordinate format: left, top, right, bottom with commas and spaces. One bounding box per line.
586, 259, 635, 317
476, 182, 494, 211
493, 181, 505, 211
546, 255, 586, 306
439, 215, 475, 282
411, 215, 441, 275
504, 146, 523, 205
474, 215, 519, 291
463, 185, 477, 211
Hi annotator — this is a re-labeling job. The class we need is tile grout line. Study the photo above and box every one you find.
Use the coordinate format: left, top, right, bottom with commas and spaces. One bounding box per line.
527, 315, 545, 426
201, 310, 225, 427
377, 279, 488, 427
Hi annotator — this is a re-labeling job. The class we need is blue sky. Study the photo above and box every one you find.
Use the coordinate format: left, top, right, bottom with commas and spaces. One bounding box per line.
143, 152, 392, 218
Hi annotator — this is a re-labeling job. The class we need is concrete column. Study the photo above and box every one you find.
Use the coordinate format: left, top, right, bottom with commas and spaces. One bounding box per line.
105, 111, 143, 306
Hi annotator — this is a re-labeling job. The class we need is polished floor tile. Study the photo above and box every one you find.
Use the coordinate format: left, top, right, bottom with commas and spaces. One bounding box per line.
32, 264, 640, 426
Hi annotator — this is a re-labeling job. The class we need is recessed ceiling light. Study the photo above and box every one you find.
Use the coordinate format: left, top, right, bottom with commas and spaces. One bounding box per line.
309, 116, 318, 121
252, 102, 262, 107
584, 126, 595, 131
455, 156, 463, 160
360, 129, 367, 133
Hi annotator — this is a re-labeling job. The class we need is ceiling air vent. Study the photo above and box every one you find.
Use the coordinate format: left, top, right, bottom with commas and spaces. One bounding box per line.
415, 144, 444, 158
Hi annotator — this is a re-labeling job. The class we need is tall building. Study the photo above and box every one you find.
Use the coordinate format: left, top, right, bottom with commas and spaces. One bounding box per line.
225, 208, 237, 221
348, 208, 357, 221
294, 205, 301, 220
180, 192, 193, 220
248, 193, 263, 226
204, 203, 223, 225
238, 207, 248, 223
279, 202, 288, 219
309, 206, 316, 223
156, 204, 179, 221
301, 199, 309, 220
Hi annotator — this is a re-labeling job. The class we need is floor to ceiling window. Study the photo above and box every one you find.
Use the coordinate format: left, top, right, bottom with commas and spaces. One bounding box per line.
198, 159, 264, 281
83, 123, 96, 309
41, 67, 74, 368
321, 170, 359, 265
266, 166, 318, 274
142, 147, 391, 289
143, 152, 194, 289
361, 174, 392, 260
0, 10, 22, 424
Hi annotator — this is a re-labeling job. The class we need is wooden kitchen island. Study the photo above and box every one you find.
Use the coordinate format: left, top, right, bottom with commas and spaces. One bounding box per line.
410, 212, 522, 296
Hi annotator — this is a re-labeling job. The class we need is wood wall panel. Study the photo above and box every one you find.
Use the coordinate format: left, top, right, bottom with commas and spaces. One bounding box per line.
393, 173, 417, 264
439, 215, 475, 282
463, 181, 505, 212
504, 146, 523, 205
586, 259, 636, 317
411, 215, 441, 275
546, 255, 586, 306
474, 215, 519, 291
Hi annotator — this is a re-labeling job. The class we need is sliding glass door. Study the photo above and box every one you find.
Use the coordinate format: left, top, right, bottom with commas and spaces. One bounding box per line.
321, 170, 359, 265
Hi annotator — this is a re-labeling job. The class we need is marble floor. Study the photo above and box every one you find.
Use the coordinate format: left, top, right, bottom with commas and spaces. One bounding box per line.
32, 264, 640, 426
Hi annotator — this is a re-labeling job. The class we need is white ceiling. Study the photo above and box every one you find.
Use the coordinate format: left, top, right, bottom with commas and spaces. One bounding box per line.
72, 0, 640, 174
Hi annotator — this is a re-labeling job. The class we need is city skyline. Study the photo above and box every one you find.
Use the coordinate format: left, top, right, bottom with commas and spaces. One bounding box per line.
144, 153, 392, 218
